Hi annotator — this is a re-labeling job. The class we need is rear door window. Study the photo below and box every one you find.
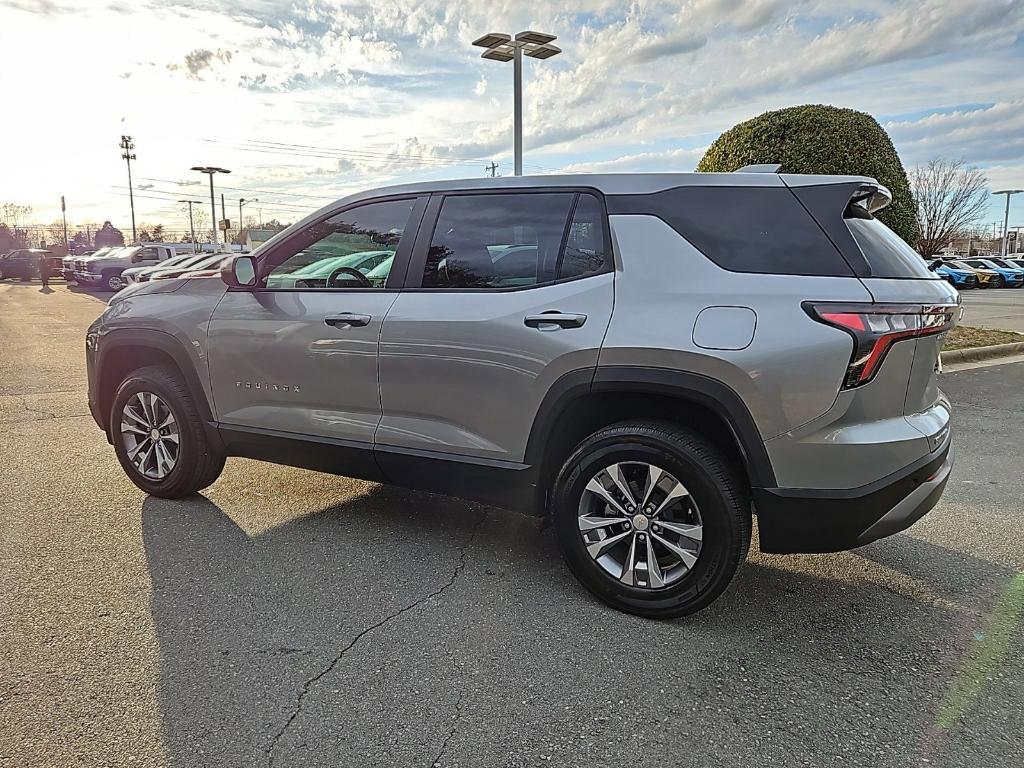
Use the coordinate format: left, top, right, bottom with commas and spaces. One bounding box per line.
421, 192, 577, 289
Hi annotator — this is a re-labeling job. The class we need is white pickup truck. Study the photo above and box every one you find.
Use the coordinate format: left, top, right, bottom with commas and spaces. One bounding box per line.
74, 244, 177, 291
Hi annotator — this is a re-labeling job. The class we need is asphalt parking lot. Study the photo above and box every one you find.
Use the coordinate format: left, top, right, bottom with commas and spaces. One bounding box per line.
960, 287, 1024, 332
2, 280, 1022, 768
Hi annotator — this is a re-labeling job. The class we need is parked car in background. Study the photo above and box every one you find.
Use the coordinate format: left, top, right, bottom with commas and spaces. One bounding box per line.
928, 259, 977, 289
946, 260, 1005, 288
959, 258, 1024, 288
1008, 257, 1024, 270
63, 248, 109, 282
177, 255, 233, 279
87, 171, 957, 618
0, 249, 61, 281
986, 257, 1024, 281
75, 244, 177, 290
149, 253, 231, 281
122, 253, 209, 285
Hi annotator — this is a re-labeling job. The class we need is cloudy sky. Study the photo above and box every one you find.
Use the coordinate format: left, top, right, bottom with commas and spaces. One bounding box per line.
2, 0, 1023, 236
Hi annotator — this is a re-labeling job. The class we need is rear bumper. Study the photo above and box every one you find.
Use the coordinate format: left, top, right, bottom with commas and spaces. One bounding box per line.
753, 436, 953, 554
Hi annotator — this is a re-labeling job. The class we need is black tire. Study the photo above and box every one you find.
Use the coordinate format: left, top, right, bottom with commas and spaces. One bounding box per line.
993, 275, 1005, 289
111, 365, 225, 498
551, 421, 750, 619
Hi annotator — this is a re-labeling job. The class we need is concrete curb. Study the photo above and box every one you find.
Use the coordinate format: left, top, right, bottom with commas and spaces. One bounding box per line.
940, 341, 1024, 365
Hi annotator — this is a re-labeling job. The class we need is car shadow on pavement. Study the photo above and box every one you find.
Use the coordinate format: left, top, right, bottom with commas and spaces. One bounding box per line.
142, 491, 1022, 768
66, 283, 114, 302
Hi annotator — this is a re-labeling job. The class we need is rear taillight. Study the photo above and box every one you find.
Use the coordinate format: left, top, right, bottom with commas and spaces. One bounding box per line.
804, 302, 957, 389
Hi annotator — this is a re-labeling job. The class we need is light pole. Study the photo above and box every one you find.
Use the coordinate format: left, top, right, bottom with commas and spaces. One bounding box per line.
239, 197, 258, 251
472, 31, 561, 176
993, 189, 1023, 257
120, 136, 137, 242
191, 166, 230, 249
178, 199, 201, 253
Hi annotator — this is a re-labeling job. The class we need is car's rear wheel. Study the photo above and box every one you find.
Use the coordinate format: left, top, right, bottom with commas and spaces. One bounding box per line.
551, 421, 751, 619
111, 365, 225, 498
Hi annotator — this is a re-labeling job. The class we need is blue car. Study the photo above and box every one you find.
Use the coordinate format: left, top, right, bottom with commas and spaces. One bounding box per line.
928, 259, 977, 289
986, 257, 1024, 284
960, 258, 1024, 288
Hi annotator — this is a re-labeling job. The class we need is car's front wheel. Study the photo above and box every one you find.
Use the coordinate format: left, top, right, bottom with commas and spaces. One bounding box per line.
551, 421, 751, 619
111, 365, 225, 498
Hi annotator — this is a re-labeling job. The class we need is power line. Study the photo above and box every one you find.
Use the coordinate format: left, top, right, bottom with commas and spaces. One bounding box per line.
110, 185, 314, 214
138, 176, 336, 201
204, 136, 561, 173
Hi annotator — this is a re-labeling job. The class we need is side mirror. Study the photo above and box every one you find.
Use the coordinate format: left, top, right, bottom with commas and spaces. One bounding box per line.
221, 255, 258, 289
927, 260, 940, 272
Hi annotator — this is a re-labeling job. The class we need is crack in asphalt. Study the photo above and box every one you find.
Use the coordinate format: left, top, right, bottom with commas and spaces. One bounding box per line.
264, 509, 488, 767
430, 687, 464, 768
8, 393, 88, 423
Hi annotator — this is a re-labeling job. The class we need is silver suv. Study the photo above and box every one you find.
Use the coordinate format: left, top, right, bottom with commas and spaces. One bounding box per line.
86, 172, 958, 618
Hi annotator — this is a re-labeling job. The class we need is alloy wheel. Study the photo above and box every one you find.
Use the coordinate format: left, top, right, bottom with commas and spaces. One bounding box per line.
120, 391, 179, 479
577, 461, 703, 589
108, 275, 124, 291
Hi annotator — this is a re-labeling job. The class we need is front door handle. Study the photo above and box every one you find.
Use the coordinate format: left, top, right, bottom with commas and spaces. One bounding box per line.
325, 313, 371, 328
524, 312, 588, 329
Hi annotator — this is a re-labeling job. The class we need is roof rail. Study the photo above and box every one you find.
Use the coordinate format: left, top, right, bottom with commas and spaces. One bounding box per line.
735, 163, 781, 173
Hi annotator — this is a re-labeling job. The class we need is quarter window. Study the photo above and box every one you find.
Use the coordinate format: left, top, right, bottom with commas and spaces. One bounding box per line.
558, 193, 610, 281
264, 199, 415, 289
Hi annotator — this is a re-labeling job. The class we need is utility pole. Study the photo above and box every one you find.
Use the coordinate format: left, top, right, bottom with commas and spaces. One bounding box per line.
120, 135, 137, 242
239, 198, 257, 251
178, 199, 200, 253
486, 161, 500, 177
993, 190, 1023, 257
221, 193, 227, 250
60, 195, 68, 253
191, 166, 230, 250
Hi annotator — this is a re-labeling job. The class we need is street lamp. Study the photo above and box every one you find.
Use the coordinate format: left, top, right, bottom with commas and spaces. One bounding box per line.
992, 189, 1023, 257
473, 30, 561, 176
239, 197, 258, 251
191, 166, 231, 249
178, 199, 201, 253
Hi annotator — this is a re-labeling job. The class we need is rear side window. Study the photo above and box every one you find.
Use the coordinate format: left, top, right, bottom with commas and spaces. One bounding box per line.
422, 192, 608, 289
607, 187, 854, 276
844, 211, 933, 279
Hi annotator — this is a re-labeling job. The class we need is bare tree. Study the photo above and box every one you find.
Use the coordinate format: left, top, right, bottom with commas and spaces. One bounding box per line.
910, 158, 989, 257
1, 203, 33, 230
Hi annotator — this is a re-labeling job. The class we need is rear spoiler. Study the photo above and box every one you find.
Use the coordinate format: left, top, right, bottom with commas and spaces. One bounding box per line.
848, 182, 892, 215
734, 164, 893, 215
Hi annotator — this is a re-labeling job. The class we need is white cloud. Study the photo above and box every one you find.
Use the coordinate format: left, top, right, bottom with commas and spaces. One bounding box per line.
1, 0, 1022, 230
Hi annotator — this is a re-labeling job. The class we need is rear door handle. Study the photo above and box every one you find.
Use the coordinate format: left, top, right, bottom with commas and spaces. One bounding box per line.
524, 312, 587, 329
325, 313, 371, 328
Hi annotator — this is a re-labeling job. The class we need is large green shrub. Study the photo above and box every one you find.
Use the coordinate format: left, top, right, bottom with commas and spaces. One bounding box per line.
697, 105, 917, 244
